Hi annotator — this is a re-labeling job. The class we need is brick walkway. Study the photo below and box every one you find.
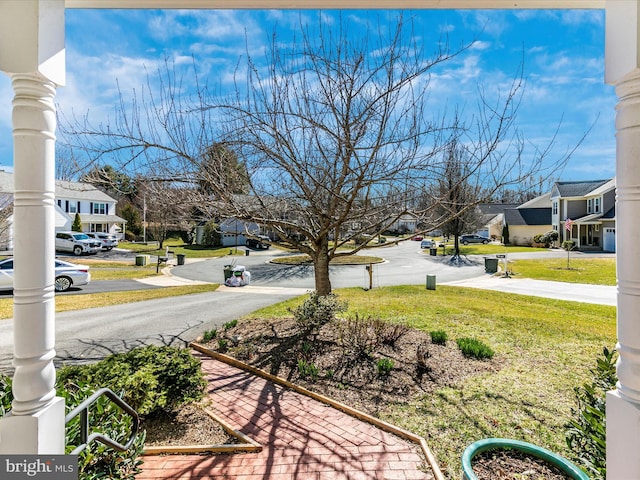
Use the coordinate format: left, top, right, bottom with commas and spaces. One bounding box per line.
138, 353, 434, 480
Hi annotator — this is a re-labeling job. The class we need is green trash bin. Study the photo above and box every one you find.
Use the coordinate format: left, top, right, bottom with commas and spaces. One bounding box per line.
177, 253, 186, 265
223, 265, 234, 281
135, 255, 148, 266
484, 257, 499, 274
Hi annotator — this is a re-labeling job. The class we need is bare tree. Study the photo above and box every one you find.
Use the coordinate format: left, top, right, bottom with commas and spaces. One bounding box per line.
140, 182, 193, 249
432, 139, 484, 260
60, 15, 581, 295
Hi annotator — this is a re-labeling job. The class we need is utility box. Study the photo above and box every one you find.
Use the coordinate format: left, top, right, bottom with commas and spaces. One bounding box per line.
135, 255, 149, 266
426, 274, 436, 290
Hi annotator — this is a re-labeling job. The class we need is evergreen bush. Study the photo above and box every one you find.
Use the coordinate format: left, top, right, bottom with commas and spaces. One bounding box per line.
566, 347, 617, 480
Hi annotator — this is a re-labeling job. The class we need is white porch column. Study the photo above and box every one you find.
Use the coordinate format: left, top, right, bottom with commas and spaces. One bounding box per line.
606, 1, 640, 478
0, 0, 66, 454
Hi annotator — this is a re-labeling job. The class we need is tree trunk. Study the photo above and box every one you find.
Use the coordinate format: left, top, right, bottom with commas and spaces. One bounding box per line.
312, 238, 332, 296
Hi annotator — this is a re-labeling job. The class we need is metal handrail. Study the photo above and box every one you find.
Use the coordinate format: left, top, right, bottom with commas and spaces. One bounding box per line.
64, 387, 140, 455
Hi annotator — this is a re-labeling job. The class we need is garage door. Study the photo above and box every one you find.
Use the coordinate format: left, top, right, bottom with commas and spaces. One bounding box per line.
603, 228, 616, 253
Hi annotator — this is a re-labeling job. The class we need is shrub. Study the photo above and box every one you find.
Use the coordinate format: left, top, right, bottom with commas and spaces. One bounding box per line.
502, 224, 510, 245
291, 291, 347, 335
72, 213, 82, 232
57, 345, 206, 417
416, 343, 431, 372
377, 358, 394, 376
379, 320, 410, 346
201, 220, 222, 247
223, 319, 238, 330
456, 337, 494, 360
297, 359, 319, 380
202, 328, 217, 342
0, 373, 12, 417
566, 347, 617, 480
337, 313, 385, 358
562, 240, 576, 251
218, 338, 229, 353
430, 330, 448, 345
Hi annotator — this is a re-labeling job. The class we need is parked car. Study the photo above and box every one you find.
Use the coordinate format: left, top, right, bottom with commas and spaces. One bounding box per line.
411, 235, 424, 241
460, 234, 490, 245
246, 235, 271, 249
55, 231, 101, 255
420, 239, 434, 249
86, 232, 118, 251
0, 258, 90, 292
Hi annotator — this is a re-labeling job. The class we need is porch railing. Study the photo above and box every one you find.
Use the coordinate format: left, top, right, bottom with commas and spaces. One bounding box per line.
64, 387, 140, 455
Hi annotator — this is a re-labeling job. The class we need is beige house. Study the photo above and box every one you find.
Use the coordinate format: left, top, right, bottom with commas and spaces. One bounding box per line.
502, 193, 552, 246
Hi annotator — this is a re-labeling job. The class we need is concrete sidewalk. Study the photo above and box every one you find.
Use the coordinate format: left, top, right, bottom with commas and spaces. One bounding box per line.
442, 274, 616, 306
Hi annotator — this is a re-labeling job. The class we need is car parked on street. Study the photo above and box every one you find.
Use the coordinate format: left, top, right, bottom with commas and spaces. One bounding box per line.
0, 258, 91, 292
55, 231, 101, 256
246, 235, 271, 249
86, 232, 118, 251
420, 239, 434, 249
460, 234, 490, 245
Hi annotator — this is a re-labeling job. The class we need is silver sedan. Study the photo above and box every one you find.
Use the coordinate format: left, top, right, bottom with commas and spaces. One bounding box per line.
0, 258, 91, 292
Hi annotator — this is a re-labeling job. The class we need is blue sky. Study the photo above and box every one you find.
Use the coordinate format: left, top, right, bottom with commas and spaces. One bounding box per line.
0, 8, 615, 182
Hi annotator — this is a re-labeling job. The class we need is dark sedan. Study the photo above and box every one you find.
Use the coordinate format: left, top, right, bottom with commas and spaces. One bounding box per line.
460, 234, 490, 245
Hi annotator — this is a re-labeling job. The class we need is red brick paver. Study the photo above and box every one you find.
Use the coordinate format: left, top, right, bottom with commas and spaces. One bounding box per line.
138, 353, 433, 480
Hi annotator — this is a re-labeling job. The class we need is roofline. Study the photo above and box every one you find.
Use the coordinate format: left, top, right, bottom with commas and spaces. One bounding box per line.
65, 0, 605, 9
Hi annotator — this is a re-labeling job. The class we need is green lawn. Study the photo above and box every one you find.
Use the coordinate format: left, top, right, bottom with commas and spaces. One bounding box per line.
251, 285, 616, 479
0, 284, 219, 320
421, 242, 549, 256
120, 238, 245, 259
509, 257, 616, 285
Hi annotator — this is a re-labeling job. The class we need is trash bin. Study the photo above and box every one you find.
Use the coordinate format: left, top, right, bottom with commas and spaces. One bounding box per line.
177, 253, 186, 265
426, 274, 436, 290
223, 265, 234, 281
135, 255, 148, 266
484, 257, 499, 274
429, 247, 437, 256
245, 250, 250, 256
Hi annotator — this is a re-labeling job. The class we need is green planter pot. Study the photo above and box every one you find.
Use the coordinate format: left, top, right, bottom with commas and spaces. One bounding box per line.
461, 438, 589, 480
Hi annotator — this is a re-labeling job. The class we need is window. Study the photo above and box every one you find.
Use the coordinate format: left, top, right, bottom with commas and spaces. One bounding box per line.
587, 197, 602, 214
92, 203, 106, 215
68, 202, 77, 214
552, 201, 558, 215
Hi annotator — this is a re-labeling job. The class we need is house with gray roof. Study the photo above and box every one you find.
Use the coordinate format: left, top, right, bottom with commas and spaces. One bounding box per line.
499, 179, 616, 251
501, 193, 553, 246
477, 203, 520, 239
550, 178, 616, 252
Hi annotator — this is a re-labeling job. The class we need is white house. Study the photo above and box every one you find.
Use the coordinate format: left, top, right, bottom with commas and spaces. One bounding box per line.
0, 171, 126, 249
54, 179, 126, 237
